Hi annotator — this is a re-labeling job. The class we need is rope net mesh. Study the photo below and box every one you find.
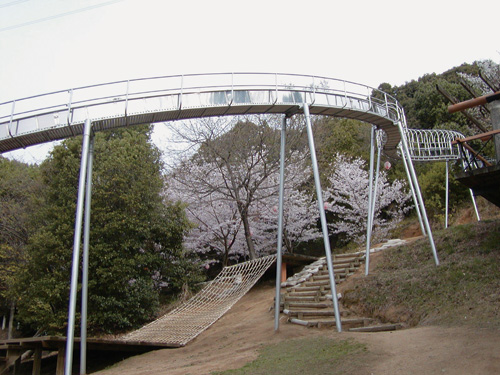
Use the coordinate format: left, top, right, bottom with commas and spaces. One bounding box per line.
121, 255, 276, 347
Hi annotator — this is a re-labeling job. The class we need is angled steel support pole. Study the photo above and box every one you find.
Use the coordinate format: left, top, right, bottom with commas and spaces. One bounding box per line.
445, 160, 449, 229
370, 132, 382, 226
80, 133, 94, 375
400, 145, 426, 236
365, 126, 376, 275
65, 119, 92, 375
274, 115, 287, 332
470, 190, 481, 221
398, 123, 439, 266
303, 103, 342, 332
460, 160, 481, 222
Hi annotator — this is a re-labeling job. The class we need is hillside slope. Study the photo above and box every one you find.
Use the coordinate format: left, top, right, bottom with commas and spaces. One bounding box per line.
95, 220, 500, 375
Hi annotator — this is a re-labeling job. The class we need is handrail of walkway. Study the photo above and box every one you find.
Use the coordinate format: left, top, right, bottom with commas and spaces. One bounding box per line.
0, 73, 403, 153
404, 128, 465, 161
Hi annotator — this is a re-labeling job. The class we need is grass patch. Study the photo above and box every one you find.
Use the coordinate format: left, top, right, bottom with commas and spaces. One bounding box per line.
211, 337, 367, 375
343, 219, 500, 328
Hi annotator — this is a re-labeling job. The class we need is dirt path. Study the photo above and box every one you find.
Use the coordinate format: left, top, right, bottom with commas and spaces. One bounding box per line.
94, 281, 500, 375
357, 325, 500, 375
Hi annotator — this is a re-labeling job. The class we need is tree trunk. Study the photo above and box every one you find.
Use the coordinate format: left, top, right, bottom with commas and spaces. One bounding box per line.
223, 243, 229, 267
8, 301, 15, 339
240, 209, 257, 260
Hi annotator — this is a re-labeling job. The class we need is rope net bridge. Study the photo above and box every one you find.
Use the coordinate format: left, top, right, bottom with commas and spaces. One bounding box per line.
121, 255, 277, 347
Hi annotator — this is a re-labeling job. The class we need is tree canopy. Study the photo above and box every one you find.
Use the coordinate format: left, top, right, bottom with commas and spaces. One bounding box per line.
13, 126, 197, 335
165, 116, 318, 265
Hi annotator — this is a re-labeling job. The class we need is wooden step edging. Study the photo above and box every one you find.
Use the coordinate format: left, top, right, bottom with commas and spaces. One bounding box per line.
288, 317, 372, 329
348, 323, 403, 332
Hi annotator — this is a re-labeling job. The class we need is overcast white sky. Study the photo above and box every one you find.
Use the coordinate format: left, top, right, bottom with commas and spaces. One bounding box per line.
1, 0, 498, 163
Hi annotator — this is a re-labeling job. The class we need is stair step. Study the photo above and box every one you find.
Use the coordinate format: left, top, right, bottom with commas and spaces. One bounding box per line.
289, 317, 371, 329
304, 280, 330, 286
287, 286, 321, 292
313, 271, 352, 281
288, 291, 319, 297
284, 309, 336, 317
285, 302, 330, 309
349, 323, 403, 332
303, 278, 346, 287
334, 253, 362, 259
332, 262, 355, 268
285, 296, 318, 302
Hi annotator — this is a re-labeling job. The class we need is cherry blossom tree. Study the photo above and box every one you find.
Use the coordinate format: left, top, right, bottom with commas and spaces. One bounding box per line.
165, 143, 321, 265
163, 115, 307, 262
323, 153, 411, 245
249, 163, 321, 254
166, 164, 244, 266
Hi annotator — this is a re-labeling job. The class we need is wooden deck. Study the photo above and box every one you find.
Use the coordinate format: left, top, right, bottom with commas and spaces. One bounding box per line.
0, 336, 176, 375
456, 164, 500, 208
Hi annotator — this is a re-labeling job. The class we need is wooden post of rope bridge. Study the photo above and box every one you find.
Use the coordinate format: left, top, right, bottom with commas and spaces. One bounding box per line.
449, 91, 500, 163
281, 262, 287, 283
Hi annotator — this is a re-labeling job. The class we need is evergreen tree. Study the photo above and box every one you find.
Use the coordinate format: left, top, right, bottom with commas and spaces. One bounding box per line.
15, 126, 194, 334
0, 157, 41, 335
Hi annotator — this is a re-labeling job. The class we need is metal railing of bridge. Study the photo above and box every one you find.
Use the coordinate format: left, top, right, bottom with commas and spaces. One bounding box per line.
0, 72, 403, 152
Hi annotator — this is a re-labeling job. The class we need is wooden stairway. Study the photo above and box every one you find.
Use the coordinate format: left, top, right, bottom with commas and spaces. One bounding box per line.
280, 248, 404, 332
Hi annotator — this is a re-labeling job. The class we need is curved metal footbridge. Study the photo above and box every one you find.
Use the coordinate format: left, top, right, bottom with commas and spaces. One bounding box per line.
0, 73, 403, 155
0, 73, 471, 375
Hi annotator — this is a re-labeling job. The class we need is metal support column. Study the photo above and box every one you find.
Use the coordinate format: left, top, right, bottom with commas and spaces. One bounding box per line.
445, 160, 449, 229
303, 103, 342, 332
460, 160, 481, 222
365, 132, 383, 274
274, 115, 287, 332
398, 123, 440, 266
365, 126, 376, 275
400, 145, 426, 236
80, 134, 94, 375
65, 119, 92, 375
370, 132, 382, 228
470, 191, 481, 221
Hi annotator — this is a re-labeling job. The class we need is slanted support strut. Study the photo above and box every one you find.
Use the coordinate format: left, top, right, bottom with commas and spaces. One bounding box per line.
80, 134, 94, 375
365, 128, 383, 275
302, 103, 342, 333
365, 126, 376, 275
398, 123, 440, 266
65, 119, 94, 375
274, 115, 287, 332
400, 145, 426, 236
445, 159, 449, 229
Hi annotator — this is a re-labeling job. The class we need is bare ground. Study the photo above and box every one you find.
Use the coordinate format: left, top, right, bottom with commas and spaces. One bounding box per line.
94, 280, 500, 375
